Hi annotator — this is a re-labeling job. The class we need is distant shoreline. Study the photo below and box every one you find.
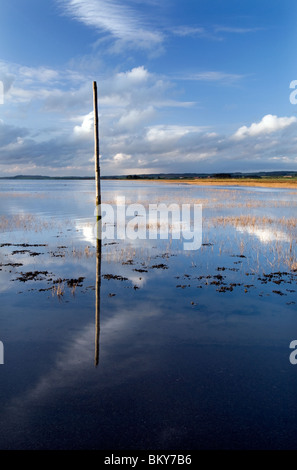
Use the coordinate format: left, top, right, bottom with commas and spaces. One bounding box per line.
1, 175, 297, 189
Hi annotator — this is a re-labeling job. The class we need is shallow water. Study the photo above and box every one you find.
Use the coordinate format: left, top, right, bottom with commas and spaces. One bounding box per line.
0, 179, 296, 450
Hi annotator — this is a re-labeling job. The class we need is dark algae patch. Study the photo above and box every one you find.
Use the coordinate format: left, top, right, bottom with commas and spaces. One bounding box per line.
151, 263, 168, 269
0, 243, 48, 247
103, 274, 129, 281
14, 271, 50, 282
0, 262, 23, 267
11, 250, 44, 256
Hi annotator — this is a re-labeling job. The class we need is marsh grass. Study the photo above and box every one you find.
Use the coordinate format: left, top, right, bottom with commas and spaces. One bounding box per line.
0, 214, 73, 233
70, 245, 95, 259
161, 177, 297, 189
205, 214, 297, 273
210, 215, 297, 231
52, 281, 64, 299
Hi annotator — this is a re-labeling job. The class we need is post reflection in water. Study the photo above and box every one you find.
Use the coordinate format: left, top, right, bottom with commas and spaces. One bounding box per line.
95, 221, 102, 367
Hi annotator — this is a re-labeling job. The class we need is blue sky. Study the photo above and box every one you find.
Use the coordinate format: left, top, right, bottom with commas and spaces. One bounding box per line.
0, 0, 297, 176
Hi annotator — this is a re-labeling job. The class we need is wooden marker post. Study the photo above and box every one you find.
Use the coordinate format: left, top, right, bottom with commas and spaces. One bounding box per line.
93, 81, 102, 367
93, 81, 101, 209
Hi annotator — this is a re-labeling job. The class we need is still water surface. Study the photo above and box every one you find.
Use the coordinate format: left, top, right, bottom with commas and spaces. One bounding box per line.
0, 179, 296, 449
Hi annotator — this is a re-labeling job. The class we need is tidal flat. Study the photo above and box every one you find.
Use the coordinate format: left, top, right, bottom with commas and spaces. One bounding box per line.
0, 179, 296, 450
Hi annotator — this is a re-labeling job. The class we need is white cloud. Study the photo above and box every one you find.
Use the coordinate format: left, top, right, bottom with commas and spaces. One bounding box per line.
232, 114, 297, 140
116, 66, 150, 84
214, 26, 261, 34
182, 71, 244, 84
155, 100, 196, 108
58, 0, 163, 50
100, 66, 168, 107
0, 60, 88, 109
6, 86, 56, 104
118, 106, 155, 130
19, 66, 59, 83
1, 136, 25, 152
146, 125, 203, 144
73, 112, 94, 138
113, 153, 131, 162
172, 26, 206, 37
109, 66, 153, 96
171, 24, 261, 41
